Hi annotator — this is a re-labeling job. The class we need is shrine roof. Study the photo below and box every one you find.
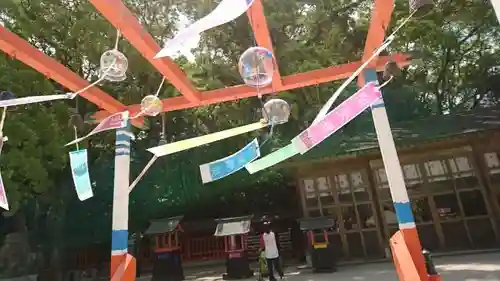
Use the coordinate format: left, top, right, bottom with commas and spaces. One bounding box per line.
144, 216, 183, 235
291, 106, 500, 164
214, 215, 253, 236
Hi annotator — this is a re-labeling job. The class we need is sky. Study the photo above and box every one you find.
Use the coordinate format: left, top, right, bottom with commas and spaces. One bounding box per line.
169, 13, 199, 62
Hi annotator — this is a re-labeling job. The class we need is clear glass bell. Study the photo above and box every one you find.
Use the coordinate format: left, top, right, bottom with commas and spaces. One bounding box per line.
263, 98, 290, 125
238, 47, 275, 88
99, 49, 128, 82
140, 95, 163, 117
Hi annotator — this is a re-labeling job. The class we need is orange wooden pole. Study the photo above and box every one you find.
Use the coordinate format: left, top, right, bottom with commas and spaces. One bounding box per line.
360, 1, 428, 280
247, 0, 282, 88
91, 53, 412, 121
0, 26, 145, 128
358, 0, 396, 86
88, 0, 202, 103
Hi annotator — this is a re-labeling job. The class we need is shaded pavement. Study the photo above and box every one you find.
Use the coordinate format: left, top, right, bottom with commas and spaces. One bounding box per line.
140, 252, 500, 281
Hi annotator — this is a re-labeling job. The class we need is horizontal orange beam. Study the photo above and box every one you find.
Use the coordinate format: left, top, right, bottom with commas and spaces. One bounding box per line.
88, 0, 202, 103
247, 0, 282, 89
358, 0, 395, 86
0, 26, 145, 128
92, 53, 412, 121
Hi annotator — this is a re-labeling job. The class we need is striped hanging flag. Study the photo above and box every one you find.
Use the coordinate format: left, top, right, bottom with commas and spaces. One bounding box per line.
200, 138, 260, 183
155, 0, 255, 58
69, 149, 93, 201
66, 111, 129, 146
0, 171, 8, 211
292, 82, 382, 154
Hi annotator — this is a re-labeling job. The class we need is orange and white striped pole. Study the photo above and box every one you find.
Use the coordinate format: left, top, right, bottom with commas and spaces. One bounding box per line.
110, 121, 136, 281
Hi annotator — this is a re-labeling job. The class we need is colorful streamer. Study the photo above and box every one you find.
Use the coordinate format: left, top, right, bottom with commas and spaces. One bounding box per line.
69, 149, 93, 201
0, 93, 74, 108
200, 138, 260, 183
312, 38, 394, 124
155, 0, 255, 58
147, 121, 267, 157
245, 144, 298, 174
0, 171, 8, 211
292, 82, 382, 154
66, 111, 129, 146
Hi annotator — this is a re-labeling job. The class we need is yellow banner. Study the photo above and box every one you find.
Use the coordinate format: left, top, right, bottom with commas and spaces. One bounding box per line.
147, 121, 268, 157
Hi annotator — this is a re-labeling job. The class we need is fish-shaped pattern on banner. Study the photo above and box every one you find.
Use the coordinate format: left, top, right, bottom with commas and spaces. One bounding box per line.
200, 138, 260, 183
69, 149, 94, 201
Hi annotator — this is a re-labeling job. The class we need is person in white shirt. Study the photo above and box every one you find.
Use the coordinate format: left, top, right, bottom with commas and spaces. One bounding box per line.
260, 224, 284, 281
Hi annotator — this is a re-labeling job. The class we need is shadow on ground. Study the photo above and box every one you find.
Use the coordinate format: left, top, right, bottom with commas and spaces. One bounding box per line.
139, 252, 500, 281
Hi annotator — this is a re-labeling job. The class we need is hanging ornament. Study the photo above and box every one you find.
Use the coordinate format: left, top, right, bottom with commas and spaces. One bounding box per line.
100, 49, 128, 82
65, 111, 129, 146
140, 95, 163, 117
263, 98, 290, 125
69, 111, 85, 132
409, 0, 434, 18
238, 47, 275, 88
383, 60, 401, 81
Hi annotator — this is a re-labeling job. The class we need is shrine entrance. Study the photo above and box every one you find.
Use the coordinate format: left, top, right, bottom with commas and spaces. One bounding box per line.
299, 164, 385, 260
371, 148, 498, 252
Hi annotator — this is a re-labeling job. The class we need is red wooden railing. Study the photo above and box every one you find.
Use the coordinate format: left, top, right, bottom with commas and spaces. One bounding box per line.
181, 236, 226, 261
71, 230, 292, 269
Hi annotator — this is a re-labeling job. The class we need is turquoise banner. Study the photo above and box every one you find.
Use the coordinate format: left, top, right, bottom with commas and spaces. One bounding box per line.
199, 138, 260, 183
69, 149, 93, 201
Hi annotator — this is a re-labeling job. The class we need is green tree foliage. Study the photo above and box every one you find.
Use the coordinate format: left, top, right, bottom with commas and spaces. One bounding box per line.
0, 0, 499, 278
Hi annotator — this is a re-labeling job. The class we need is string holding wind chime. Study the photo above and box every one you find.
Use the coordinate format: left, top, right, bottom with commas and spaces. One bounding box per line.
65, 29, 130, 201
68, 104, 94, 201
198, 41, 290, 183
128, 76, 169, 194
247, 0, 436, 174
246, 62, 402, 174
65, 29, 130, 147
0, 91, 15, 210
313, 0, 435, 124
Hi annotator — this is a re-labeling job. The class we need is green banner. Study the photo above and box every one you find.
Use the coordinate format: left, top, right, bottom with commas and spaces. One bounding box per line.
245, 144, 298, 174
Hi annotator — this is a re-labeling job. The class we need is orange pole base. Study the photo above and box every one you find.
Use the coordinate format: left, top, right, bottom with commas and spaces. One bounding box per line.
401, 228, 428, 281
111, 253, 136, 281
390, 230, 434, 281
428, 275, 441, 281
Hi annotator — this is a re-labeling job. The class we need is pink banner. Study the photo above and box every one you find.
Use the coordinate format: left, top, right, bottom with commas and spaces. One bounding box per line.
66, 111, 129, 146
292, 82, 381, 154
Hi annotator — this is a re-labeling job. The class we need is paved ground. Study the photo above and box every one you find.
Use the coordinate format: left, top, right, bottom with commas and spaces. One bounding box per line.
150, 252, 500, 281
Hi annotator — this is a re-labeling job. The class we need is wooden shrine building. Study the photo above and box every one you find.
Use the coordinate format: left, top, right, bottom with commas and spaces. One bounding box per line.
288, 106, 500, 261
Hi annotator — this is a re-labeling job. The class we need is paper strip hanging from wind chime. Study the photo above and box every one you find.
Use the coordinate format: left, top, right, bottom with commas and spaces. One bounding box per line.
66, 111, 129, 146
0, 172, 8, 210
155, 0, 255, 58
199, 138, 260, 183
292, 82, 382, 154
0, 93, 75, 107
245, 82, 382, 174
69, 149, 93, 201
245, 143, 297, 174
147, 121, 267, 157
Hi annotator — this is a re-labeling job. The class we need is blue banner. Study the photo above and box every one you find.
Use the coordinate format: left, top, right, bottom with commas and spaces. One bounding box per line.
69, 149, 93, 201
199, 139, 260, 183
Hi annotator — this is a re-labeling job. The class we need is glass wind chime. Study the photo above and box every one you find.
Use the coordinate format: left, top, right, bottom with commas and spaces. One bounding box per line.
246, 0, 436, 174
198, 46, 291, 184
